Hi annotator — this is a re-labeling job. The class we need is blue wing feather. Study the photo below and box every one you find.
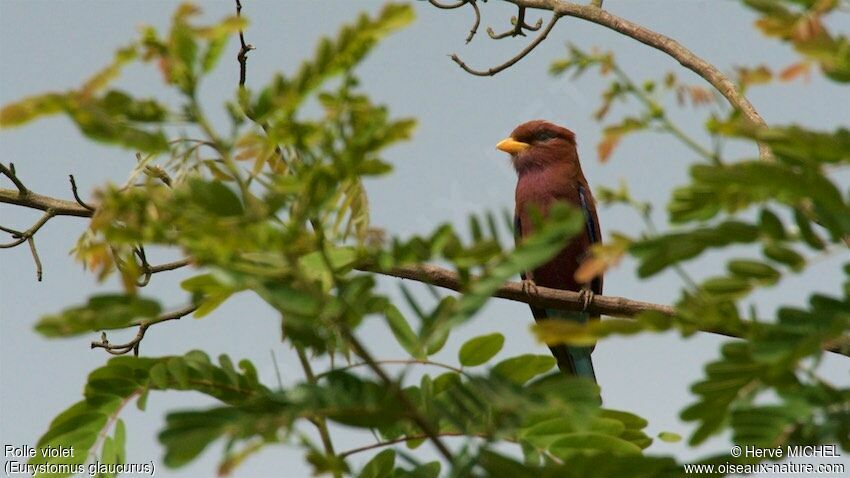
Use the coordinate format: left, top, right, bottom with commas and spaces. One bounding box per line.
515, 210, 597, 382
578, 184, 603, 295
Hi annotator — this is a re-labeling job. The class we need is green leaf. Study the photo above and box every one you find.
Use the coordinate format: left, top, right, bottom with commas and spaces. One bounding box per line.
63, 95, 169, 153
101, 90, 168, 122
31, 352, 266, 475
631, 221, 760, 277
492, 355, 556, 385
384, 305, 423, 359
0, 92, 67, 127
477, 450, 680, 477
763, 243, 805, 271
201, 35, 228, 73
254, 3, 414, 120
459, 333, 505, 367
758, 208, 786, 240
358, 449, 395, 478
727, 259, 780, 285
657, 431, 681, 443
36, 295, 161, 337
188, 179, 244, 216
794, 207, 826, 250
549, 433, 643, 458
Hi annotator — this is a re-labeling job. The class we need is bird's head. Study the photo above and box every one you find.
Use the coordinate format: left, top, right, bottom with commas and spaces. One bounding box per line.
496, 120, 578, 174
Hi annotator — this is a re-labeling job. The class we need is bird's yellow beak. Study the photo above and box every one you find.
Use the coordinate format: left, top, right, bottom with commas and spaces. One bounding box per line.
496, 137, 530, 154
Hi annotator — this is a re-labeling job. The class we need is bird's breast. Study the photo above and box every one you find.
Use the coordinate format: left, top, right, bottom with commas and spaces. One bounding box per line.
515, 166, 590, 292
515, 168, 579, 216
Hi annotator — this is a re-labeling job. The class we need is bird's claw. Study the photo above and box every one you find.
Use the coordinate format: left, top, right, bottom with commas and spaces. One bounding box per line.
522, 279, 539, 297
578, 288, 594, 311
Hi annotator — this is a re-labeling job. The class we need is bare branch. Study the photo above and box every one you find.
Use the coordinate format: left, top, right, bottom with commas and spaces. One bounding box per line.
90, 304, 197, 356
506, 0, 770, 158
68, 175, 95, 211
148, 258, 192, 274
429, 0, 770, 158
235, 0, 255, 88
452, 14, 559, 76
0, 209, 55, 248
1, 163, 28, 195
369, 263, 850, 359
26, 237, 43, 281
428, 0, 481, 43
374, 263, 671, 317
1, 187, 93, 217
487, 5, 542, 40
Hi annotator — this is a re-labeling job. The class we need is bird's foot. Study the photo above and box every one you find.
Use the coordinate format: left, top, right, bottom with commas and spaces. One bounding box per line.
521, 279, 539, 297
578, 287, 595, 311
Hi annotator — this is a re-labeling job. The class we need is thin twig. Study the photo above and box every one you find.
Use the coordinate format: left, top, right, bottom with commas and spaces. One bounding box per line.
452, 13, 559, 76
68, 175, 95, 211
310, 218, 456, 464
134, 246, 153, 287
296, 345, 341, 478
90, 304, 197, 356
339, 432, 470, 459
505, 0, 770, 158
428, 0, 481, 43
340, 327, 456, 462
1, 163, 28, 196
27, 237, 43, 281
133, 247, 191, 287
0, 209, 55, 248
148, 258, 192, 274
271, 349, 284, 390
232, 0, 287, 169
235, 0, 255, 88
317, 359, 468, 380
487, 5, 542, 39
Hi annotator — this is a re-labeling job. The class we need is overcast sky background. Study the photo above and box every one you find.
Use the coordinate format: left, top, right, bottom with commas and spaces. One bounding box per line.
2, 1, 849, 476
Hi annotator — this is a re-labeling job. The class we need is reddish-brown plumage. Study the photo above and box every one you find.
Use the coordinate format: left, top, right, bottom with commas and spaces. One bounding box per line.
508, 120, 602, 294
499, 120, 602, 380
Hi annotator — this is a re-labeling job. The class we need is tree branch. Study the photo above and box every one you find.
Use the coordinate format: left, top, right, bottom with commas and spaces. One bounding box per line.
506, 0, 770, 158
371, 262, 672, 317
90, 304, 197, 356
339, 431, 471, 459
429, 0, 770, 159
428, 0, 481, 43
3, 186, 847, 358
487, 5, 543, 40
235, 0, 254, 88
1, 163, 28, 195
452, 13, 559, 76
318, 359, 468, 380
0, 187, 93, 217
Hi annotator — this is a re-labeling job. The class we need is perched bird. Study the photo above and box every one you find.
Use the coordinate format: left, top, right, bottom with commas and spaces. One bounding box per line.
497, 120, 602, 382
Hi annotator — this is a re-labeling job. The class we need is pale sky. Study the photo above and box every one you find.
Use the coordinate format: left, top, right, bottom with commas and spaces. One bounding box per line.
2, 1, 849, 477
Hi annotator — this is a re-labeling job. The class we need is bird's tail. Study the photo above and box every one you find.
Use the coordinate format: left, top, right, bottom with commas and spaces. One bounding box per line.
545, 309, 597, 383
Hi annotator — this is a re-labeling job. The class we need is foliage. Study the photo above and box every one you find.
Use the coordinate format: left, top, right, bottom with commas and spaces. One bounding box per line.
1, 1, 848, 477
540, 0, 850, 472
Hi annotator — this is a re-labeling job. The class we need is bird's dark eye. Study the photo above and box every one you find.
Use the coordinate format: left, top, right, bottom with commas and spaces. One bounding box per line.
535, 131, 557, 142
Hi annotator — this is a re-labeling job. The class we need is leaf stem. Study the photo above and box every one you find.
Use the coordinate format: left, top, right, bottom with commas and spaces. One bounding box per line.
296, 345, 341, 478
310, 217, 456, 464
317, 359, 467, 380
610, 64, 720, 164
